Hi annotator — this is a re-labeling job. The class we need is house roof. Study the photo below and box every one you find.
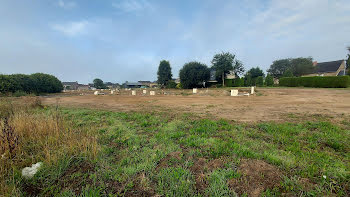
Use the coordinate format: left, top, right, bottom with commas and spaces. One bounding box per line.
126, 82, 142, 86
62, 82, 78, 86
314, 60, 344, 73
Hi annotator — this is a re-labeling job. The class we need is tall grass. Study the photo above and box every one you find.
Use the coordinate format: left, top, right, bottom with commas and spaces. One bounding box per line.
0, 97, 98, 196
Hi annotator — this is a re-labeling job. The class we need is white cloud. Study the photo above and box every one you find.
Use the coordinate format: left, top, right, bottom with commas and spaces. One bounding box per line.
112, 0, 154, 12
51, 21, 89, 36
57, 0, 76, 9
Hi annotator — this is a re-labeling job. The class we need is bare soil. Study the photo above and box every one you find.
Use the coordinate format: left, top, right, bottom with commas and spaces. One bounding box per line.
42, 88, 350, 122
228, 159, 282, 197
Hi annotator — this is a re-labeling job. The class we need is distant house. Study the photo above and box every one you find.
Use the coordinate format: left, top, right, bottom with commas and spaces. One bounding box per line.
62, 82, 90, 91
138, 81, 152, 87
303, 60, 346, 77
124, 82, 142, 88
62, 82, 79, 90
209, 68, 236, 83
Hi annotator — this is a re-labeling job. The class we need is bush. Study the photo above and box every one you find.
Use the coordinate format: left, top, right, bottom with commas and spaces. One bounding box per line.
166, 81, 177, 89
179, 62, 210, 89
256, 76, 264, 87
279, 76, 350, 88
224, 79, 233, 87
265, 75, 274, 86
0, 73, 63, 94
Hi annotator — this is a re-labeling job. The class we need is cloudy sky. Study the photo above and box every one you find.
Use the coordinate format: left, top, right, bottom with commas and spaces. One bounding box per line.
0, 0, 349, 84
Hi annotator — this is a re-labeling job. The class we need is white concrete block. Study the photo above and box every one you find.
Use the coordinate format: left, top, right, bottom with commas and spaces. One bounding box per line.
193, 88, 197, 94
111, 90, 114, 94
231, 89, 239, 96
143, 90, 147, 94
150, 91, 155, 96
94, 91, 99, 95
251, 87, 255, 94
22, 162, 42, 179
132, 90, 136, 96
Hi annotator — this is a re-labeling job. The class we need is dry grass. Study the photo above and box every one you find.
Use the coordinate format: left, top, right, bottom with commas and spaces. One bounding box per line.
0, 97, 99, 195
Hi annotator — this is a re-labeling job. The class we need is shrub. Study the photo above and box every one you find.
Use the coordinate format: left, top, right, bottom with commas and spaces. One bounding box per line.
256, 76, 264, 87
279, 76, 350, 88
179, 62, 210, 89
265, 75, 274, 86
166, 81, 177, 89
224, 79, 233, 87
0, 73, 63, 94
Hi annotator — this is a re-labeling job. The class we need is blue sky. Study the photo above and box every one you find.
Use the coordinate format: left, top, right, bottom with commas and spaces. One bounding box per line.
1, 0, 349, 84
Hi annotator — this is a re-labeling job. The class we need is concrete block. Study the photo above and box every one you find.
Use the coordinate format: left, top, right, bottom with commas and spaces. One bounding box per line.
132, 90, 136, 96
251, 87, 255, 94
111, 90, 114, 94
143, 90, 147, 94
231, 89, 239, 96
193, 88, 197, 94
150, 91, 155, 96
94, 91, 99, 95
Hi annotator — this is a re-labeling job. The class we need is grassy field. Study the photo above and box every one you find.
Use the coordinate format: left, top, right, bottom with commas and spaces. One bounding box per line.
1, 97, 349, 196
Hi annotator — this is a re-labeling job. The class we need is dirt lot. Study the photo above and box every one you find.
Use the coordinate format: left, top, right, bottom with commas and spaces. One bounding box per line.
42, 88, 350, 122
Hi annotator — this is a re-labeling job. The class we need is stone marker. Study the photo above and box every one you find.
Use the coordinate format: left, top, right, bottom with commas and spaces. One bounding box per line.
132, 90, 136, 96
22, 162, 43, 179
143, 90, 147, 94
111, 90, 114, 94
193, 88, 197, 94
251, 87, 255, 94
150, 91, 155, 96
94, 91, 99, 95
231, 89, 238, 96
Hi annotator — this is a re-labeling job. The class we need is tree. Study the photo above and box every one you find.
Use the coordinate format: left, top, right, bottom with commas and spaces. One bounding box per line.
93, 78, 105, 89
244, 74, 252, 86
30, 73, 63, 93
268, 57, 314, 78
245, 67, 264, 86
265, 74, 274, 86
179, 62, 210, 89
211, 52, 244, 86
346, 47, 350, 75
290, 57, 314, 77
157, 60, 172, 86
282, 69, 294, 77
267, 59, 291, 78
256, 76, 264, 87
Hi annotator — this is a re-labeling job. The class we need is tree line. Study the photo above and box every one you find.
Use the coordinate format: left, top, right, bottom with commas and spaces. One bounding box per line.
157, 52, 321, 89
0, 73, 63, 94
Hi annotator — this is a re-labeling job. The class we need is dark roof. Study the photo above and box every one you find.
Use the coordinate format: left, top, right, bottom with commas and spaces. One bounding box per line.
126, 82, 142, 86
314, 60, 344, 73
62, 82, 78, 86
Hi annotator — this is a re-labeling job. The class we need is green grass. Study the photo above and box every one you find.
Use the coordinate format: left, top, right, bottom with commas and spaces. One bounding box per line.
2, 107, 349, 196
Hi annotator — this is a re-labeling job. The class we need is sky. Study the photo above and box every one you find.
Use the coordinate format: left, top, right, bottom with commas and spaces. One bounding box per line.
0, 0, 349, 84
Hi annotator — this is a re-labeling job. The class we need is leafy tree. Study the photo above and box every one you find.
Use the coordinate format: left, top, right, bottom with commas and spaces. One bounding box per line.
93, 78, 106, 89
256, 76, 264, 87
211, 52, 244, 86
268, 57, 314, 78
267, 59, 291, 78
282, 69, 294, 77
265, 74, 274, 86
157, 60, 172, 86
245, 67, 264, 86
346, 47, 350, 75
290, 57, 314, 76
30, 73, 63, 93
244, 74, 252, 86
179, 61, 210, 89
166, 80, 177, 89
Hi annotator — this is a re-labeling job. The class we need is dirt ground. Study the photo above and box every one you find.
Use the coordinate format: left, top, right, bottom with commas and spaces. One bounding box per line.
42, 88, 350, 122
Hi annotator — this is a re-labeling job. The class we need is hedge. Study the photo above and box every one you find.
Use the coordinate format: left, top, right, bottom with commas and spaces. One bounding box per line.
279, 76, 350, 88
0, 73, 63, 94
